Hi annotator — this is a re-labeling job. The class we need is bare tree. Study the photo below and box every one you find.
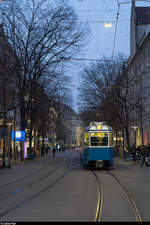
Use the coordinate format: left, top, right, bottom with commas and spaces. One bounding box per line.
0, 0, 87, 128
109, 65, 136, 149
0, 0, 87, 160
78, 56, 141, 150
78, 56, 123, 115
0, 24, 18, 167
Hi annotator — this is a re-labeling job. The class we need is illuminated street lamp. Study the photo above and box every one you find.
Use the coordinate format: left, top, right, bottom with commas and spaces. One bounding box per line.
104, 22, 112, 28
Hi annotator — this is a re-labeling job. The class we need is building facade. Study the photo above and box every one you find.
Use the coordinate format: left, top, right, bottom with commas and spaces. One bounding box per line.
129, 1, 150, 146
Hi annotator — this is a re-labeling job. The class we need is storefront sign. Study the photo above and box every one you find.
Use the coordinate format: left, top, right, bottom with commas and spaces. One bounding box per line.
12, 131, 26, 141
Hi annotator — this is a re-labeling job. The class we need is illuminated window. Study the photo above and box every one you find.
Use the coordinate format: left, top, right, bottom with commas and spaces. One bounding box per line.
96, 124, 102, 130
90, 132, 108, 146
109, 133, 113, 147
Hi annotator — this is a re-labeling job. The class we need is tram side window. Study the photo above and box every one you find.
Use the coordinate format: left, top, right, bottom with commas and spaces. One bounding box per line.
109, 133, 113, 147
90, 132, 108, 146
84, 132, 89, 146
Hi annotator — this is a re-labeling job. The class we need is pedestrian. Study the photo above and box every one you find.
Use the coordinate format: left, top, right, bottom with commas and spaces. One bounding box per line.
146, 144, 150, 157
147, 144, 150, 166
136, 145, 141, 163
10, 146, 12, 159
52, 146, 56, 158
136, 145, 141, 157
41, 146, 44, 157
140, 145, 148, 167
46, 146, 49, 155
124, 145, 128, 160
130, 143, 136, 165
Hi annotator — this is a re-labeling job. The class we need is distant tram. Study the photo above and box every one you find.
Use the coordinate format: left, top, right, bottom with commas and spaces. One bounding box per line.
81, 122, 114, 169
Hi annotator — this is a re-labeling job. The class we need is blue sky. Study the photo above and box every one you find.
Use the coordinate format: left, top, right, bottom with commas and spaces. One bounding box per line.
67, 0, 150, 111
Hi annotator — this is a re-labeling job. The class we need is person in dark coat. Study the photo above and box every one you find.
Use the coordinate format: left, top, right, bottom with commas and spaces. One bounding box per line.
52, 147, 56, 158
41, 146, 44, 157
140, 145, 148, 167
131, 143, 136, 165
136, 145, 141, 157
46, 146, 49, 155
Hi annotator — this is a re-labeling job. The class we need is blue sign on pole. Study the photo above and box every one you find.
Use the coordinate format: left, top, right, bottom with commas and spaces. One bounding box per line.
12, 131, 26, 141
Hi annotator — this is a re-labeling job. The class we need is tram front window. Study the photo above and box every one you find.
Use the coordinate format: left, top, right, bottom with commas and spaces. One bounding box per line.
90, 132, 108, 146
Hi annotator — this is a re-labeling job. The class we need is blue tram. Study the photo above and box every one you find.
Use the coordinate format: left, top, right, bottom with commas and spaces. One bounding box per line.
81, 122, 114, 169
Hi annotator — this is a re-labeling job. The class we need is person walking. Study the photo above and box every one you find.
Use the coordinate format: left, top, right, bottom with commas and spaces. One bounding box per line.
52, 146, 56, 158
124, 145, 128, 160
136, 145, 141, 163
46, 146, 49, 155
140, 145, 148, 167
136, 145, 141, 158
131, 143, 136, 165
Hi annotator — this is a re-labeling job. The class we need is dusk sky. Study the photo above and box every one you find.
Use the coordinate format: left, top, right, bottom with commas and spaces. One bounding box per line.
67, 0, 150, 112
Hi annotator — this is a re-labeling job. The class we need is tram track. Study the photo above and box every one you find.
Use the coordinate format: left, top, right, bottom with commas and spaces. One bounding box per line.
108, 171, 142, 222
0, 152, 74, 220
93, 170, 143, 222
92, 171, 103, 222
0, 157, 68, 200
0, 158, 66, 202
0, 164, 69, 219
0, 157, 59, 187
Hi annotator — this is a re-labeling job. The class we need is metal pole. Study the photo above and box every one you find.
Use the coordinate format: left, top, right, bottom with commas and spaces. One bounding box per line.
2, 133, 5, 167
13, 107, 16, 160
8, 126, 11, 168
33, 116, 36, 160
2, 78, 6, 168
135, 128, 136, 146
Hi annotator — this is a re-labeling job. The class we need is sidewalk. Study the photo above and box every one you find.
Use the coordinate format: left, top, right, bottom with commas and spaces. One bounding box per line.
0, 153, 53, 186
114, 155, 150, 169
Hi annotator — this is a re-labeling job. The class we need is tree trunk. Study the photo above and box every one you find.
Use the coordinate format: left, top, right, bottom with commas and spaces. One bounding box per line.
20, 107, 26, 162
29, 111, 34, 158
125, 125, 130, 151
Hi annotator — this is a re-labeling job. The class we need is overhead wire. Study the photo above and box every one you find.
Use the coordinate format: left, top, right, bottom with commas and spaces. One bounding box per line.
112, 0, 120, 60
136, 0, 150, 2
75, 19, 130, 23
70, 57, 113, 62
120, 0, 150, 3
71, 1, 124, 62
72, 0, 150, 62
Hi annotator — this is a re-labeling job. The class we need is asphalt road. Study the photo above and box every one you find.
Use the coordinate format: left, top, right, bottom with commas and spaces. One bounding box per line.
0, 151, 150, 222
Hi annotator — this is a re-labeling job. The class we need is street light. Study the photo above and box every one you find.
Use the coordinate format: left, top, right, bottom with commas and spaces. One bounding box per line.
104, 22, 112, 28
132, 126, 138, 146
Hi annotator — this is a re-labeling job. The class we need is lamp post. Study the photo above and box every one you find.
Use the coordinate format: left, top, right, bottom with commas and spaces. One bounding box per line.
132, 126, 138, 146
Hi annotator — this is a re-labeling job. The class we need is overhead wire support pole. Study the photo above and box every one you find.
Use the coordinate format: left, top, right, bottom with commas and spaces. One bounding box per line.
112, 0, 120, 61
